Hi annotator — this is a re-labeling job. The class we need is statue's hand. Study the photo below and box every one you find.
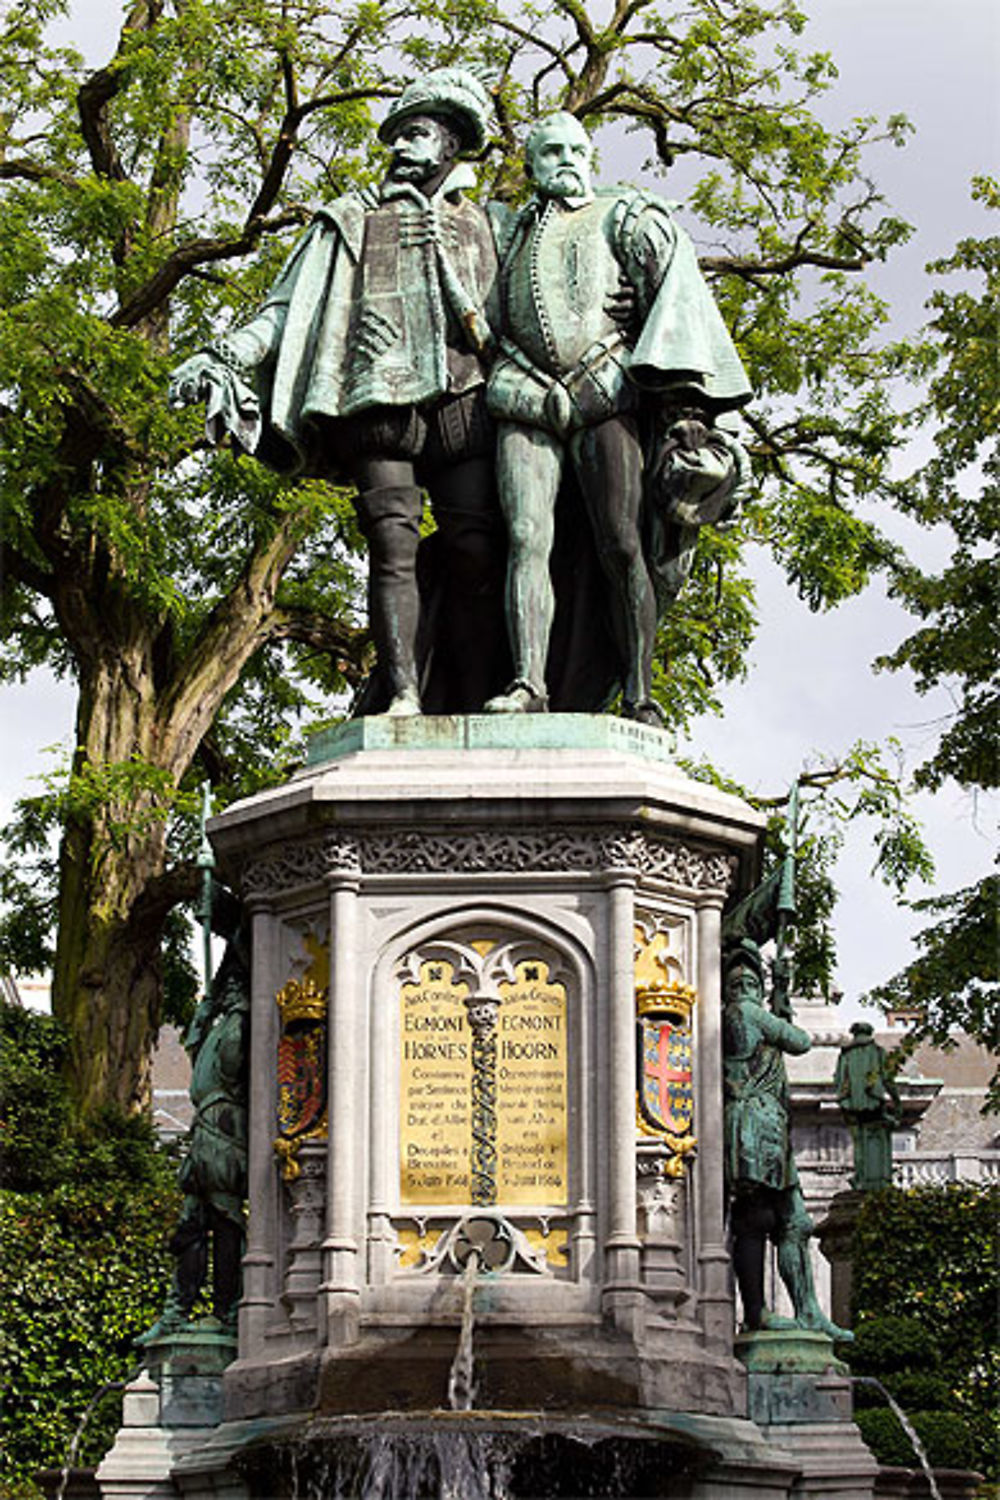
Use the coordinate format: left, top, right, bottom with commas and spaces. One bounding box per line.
666, 411, 711, 452
770, 953, 794, 1018
169, 352, 224, 409
604, 278, 637, 339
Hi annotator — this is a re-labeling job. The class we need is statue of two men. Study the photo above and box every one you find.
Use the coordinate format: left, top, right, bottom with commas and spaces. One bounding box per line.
171, 71, 752, 720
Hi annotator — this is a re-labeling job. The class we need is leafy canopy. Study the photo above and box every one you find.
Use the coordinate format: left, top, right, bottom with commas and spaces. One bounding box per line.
0, 0, 944, 1100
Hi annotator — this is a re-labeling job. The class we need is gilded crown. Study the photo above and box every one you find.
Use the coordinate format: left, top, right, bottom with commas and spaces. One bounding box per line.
636, 980, 697, 1021
276, 976, 328, 1026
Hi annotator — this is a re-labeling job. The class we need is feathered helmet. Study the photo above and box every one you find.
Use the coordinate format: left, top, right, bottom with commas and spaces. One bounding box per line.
378, 67, 492, 154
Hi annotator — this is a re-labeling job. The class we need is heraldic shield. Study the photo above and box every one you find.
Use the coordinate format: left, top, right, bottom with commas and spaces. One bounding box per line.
274, 977, 328, 1177
636, 983, 696, 1159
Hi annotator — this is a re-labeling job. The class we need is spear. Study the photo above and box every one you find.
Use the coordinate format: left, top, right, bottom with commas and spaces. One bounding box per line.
196, 780, 215, 1001
775, 778, 800, 969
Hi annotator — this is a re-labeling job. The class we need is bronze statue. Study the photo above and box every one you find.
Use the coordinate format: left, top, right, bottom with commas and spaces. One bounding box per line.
139, 887, 250, 1342
721, 788, 850, 1341
170, 69, 508, 715
483, 112, 752, 721
835, 1021, 901, 1191
722, 940, 848, 1339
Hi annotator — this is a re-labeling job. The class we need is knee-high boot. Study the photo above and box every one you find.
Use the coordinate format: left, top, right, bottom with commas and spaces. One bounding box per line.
355, 485, 423, 710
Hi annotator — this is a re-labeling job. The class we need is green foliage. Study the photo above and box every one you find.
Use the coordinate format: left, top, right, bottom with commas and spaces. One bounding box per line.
848, 1185, 999, 1480
877, 177, 1000, 796
854, 1408, 976, 1473
0, 1181, 178, 1487
847, 1315, 940, 1377
861, 181, 999, 1086
679, 740, 934, 998
0, 1003, 179, 1489
0, 0, 940, 1107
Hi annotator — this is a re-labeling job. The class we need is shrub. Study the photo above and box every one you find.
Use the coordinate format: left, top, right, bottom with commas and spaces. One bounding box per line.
0, 1003, 180, 1491
848, 1315, 940, 1376
849, 1184, 999, 1482
855, 1408, 977, 1473
851, 1185, 999, 1369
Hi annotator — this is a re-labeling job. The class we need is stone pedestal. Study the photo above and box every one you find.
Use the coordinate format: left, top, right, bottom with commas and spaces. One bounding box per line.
96, 1333, 239, 1500
202, 714, 765, 1441
99, 716, 887, 1497
816, 1189, 866, 1330
739, 1330, 878, 1500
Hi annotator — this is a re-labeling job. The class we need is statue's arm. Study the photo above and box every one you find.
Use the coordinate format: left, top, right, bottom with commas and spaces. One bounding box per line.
757, 1006, 812, 1057
168, 218, 326, 448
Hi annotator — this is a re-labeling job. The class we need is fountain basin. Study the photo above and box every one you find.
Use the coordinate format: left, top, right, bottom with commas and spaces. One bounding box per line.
172, 1407, 799, 1499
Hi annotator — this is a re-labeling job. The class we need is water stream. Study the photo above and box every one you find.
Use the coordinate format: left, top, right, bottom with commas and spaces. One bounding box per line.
850, 1376, 943, 1500
447, 1247, 482, 1412
55, 1362, 143, 1500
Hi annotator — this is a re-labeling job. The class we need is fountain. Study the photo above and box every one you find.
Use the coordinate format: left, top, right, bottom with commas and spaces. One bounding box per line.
97, 716, 885, 1499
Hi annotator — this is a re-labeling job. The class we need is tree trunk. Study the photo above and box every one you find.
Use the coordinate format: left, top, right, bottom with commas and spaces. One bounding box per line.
51, 645, 173, 1116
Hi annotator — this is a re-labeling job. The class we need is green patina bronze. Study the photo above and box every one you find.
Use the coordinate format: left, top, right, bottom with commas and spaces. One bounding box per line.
139, 872, 250, 1346
834, 1021, 901, 1192
170, 90, 753, 721
483, 110, 752, 722
170, 67, 507, 718
722, 795, 852, 1346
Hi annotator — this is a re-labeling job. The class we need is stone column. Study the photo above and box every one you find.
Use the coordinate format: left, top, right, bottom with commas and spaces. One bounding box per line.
240, 897, 280, 1354
366, 944, 396, 1285
320, 870, 363, 1347
601, 872, 644, 1335
694, 892, 733, 1354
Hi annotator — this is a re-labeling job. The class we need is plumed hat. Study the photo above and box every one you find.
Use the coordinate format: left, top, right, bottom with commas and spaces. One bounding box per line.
378, 67, 492, 154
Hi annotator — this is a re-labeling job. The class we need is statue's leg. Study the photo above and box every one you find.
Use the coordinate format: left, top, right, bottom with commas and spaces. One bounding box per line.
730, 1187, 775, 1331
354, 456, 423, 714
485, 422, 563, 710
426, 454, 507, 711
210, 1206, 245, 1331
775, 1186, 852, 1341
170, 1199, 208, 1318
570, 417, 658, 718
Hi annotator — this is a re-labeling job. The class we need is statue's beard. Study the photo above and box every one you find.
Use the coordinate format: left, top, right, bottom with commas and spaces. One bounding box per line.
543, 168, 589, 197
388, 157, 440, 184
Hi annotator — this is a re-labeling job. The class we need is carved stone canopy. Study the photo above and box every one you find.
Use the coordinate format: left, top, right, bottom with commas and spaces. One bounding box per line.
240, 823, 737, 900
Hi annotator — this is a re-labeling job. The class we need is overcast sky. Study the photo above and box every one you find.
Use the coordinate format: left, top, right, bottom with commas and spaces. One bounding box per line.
3, 0, 998, 1017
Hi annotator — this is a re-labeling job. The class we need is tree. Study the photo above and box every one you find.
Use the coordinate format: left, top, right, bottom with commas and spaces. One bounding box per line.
864, 178, 999, 1100
1, 0, 917, 1115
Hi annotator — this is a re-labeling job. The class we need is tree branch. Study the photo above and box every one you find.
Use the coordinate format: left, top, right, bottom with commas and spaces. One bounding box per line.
268, 605, 369, 680
76, 0, 163, 183
0, 159, 80, 189
700, 247, 869, 278
109, 211, 307, 329
132, 861, 202, 928
156, 515, 308, 778
0, 541, 54, 599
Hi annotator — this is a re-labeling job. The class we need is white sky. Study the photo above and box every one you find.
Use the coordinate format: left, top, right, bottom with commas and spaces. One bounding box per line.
3, 0, 998, 1018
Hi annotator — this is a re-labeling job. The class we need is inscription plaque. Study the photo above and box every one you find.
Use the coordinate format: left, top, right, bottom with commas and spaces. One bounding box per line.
495, 961, 567, 1206
400, 960, 472, 1204
399, 948, 568, 1208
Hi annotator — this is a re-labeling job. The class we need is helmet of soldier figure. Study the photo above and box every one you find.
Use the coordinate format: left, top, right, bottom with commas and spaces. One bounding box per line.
722, 937, 766, 991
379, 68, 492, 154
